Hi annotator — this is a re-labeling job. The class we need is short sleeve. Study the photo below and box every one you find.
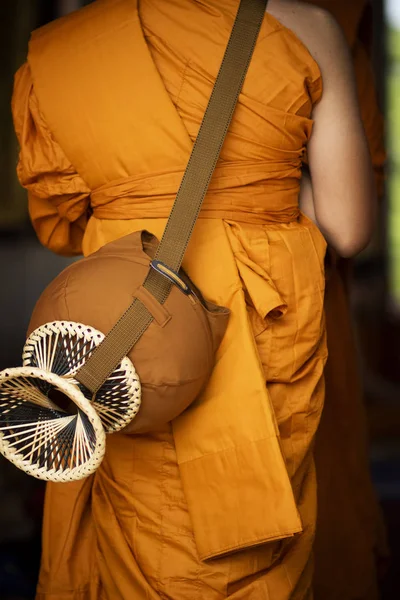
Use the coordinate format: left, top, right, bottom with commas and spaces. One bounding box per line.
306, 53, 323, 108
308, 73, 323, 107
12, 63, 91, 256
303, 67, 322, 166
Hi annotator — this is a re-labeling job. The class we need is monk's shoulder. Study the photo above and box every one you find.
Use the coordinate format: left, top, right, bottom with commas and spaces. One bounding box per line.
267, 0, 349, 73
30, 0, 131, 49
268, 0, 339, 28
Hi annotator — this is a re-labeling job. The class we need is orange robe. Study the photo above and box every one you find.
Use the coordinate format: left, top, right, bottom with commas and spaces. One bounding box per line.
13, 1, 327, 598
301, 2, 387, 599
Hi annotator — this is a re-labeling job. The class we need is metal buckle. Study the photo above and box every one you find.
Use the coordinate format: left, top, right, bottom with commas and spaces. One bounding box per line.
150, 260, 192, 295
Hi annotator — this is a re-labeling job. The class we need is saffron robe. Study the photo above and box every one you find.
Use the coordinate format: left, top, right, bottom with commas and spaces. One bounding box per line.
13, 0, 327, 597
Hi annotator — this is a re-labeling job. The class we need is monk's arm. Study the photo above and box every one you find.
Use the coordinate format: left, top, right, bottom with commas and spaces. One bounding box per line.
307, 10, 377, 257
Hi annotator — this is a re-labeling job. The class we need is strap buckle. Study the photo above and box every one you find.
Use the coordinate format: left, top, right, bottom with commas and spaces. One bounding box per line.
150, 260, 192, 295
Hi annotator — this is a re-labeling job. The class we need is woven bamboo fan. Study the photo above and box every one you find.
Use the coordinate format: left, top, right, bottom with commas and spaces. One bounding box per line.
23, 321, 141, 433
0, 321, 141, 482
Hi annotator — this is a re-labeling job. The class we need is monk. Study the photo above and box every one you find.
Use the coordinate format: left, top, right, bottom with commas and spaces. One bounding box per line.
11, 1, 376, 598
300, 2, 388, 598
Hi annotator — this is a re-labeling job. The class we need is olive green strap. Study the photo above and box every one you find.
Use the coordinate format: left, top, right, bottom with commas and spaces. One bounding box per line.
76, 0, 268, 393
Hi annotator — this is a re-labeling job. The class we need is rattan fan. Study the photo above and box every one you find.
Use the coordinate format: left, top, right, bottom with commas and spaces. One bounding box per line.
0, 366, 105, 481
0, 321, 141, 482
23, 321, 141, 433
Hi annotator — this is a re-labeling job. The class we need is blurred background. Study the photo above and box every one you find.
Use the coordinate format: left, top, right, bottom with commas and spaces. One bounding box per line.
0, 0, 399, 598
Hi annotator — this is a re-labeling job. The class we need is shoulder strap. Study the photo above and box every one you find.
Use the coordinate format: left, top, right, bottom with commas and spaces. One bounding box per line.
76, 0, 269, 393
